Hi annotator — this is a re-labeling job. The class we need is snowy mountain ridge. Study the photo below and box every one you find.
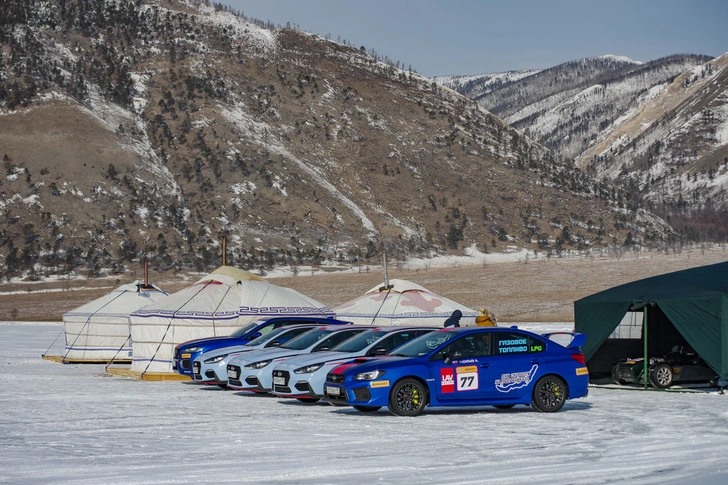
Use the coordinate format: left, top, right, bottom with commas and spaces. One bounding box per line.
1, 0, 673, 278
438, 52, 728, 239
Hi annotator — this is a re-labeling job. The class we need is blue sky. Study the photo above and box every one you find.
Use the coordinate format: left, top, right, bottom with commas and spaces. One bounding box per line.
219, 0, 727, 77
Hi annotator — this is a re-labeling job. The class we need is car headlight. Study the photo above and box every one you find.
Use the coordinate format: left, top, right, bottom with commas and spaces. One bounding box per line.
294, 363, 324, 374
204, 354, 228, 364
244, 359, 272, 370
185, 347, 204, 354
354, 370, 386, 381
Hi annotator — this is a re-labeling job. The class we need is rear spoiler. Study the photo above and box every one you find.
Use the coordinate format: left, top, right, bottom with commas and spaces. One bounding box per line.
542, 332, 586, 350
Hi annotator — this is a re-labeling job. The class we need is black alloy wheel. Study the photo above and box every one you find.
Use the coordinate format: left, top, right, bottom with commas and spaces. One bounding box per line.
388, 378, 427, 416
531, 375, 567, 412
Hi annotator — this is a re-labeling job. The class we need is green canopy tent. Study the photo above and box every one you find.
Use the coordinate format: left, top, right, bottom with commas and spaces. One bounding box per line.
574, 261, 728, 381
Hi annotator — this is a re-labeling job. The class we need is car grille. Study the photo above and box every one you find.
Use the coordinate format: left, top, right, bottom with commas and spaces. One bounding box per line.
295, 382, 310, 392
273, 370, 290, 385
327, 373, 345, 384
325, 388, 347, 403
193, 362, 200, 372
353, 387, 371, 401
229, 378, 242, 387
275, 385, 292, 393
617, 368, 633, 379
181, 359, 191, 370
245, 376, 259, 386
204, 370, 216, 379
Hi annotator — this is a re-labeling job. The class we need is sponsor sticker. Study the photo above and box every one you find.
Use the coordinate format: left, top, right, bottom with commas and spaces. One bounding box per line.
370, 380, 390, 388
441, 368, 455, 393
456, 366, 479, 391
495, 364, 538, 393
576, 367, 589, 376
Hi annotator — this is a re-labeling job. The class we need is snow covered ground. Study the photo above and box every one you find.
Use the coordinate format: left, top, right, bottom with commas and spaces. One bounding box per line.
2, 322, 728, 485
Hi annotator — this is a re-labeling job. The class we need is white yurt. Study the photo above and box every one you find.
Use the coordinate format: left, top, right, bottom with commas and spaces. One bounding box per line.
60, 281, 168, 363
333, 278, 477, 327
127, 266, 333, 378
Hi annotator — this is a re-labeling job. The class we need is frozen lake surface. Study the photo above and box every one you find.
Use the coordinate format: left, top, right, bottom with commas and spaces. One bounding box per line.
2, 322, 727, 485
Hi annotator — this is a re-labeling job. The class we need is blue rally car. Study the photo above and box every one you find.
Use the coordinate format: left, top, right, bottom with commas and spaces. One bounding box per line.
322, 327, 589, 416
173, 316, 351, 377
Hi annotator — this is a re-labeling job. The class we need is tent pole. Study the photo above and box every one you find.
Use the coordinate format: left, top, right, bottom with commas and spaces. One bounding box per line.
222, 236, 227, 266
643, 306, 648, 389
382, 250, 389, 289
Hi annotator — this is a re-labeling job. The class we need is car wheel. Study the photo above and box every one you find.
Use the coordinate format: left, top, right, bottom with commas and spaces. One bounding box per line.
295, 397, 321, 404
494, 404, 515, 409
353, 405, 381, 412
531, 375, 567, 412
388, 378, 428, 416
650, 363, 674, 388
611, 365, 625, 385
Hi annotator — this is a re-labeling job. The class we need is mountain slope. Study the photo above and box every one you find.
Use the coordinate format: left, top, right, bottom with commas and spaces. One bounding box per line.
576, 53, 728, 238
438, 55, 712, 160
0, 0, 672, 277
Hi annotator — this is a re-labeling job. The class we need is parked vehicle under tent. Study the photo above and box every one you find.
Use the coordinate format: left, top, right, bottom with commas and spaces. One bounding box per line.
333, 278, 478, 326
574, 261, 728, 386
120, 266, 333, 380
47, 280, 168, 364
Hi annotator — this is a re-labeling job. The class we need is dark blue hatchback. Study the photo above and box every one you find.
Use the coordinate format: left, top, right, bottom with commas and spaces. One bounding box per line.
173, 316, 351, 377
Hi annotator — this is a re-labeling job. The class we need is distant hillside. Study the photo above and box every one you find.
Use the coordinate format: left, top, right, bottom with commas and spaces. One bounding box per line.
438, 53, 728, 241
438, 55, 712, 160
576, 53, 728, 240
0, 0, 673, 279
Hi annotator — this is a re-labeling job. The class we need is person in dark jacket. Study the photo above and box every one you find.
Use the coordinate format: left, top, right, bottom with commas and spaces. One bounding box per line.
443, 309, 462, 328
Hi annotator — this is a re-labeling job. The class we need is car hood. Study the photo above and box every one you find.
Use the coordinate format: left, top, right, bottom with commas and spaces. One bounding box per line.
332, 355, 411, 375
273, 351, 360, 369
178, 336, 242, 351
227, 346, 315, 365
195, 344, 261, 361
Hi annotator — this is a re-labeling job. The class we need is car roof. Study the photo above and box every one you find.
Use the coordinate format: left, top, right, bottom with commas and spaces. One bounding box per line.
367, 326, 436, 332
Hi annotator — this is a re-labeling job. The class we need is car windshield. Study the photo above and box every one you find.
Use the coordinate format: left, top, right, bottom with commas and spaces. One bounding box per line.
281, 329, 331, 350
330, 330, 387, 352
229, 322, 260, 338
245, 326, 293, 346
390, 331, 455, 357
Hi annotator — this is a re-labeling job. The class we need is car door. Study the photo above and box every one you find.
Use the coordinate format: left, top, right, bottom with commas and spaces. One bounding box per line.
431, 332, 495, 402
490, 330, 546, 401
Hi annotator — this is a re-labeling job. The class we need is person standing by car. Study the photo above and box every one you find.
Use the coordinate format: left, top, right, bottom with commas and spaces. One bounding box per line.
475, 307, 497, 327
443, 309, 462, 327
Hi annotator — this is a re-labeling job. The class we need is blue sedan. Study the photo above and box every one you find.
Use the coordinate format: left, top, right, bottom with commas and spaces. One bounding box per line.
322, 327, 589, 416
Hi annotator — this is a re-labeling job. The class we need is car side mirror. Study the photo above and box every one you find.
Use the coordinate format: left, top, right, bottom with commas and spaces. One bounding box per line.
368, 347, 387, 356
269, 341, 281, 347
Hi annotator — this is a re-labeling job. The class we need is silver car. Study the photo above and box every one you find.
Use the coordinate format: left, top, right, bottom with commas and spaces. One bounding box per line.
226, 325, 372, 393
192, 324, 322, 387
271, 327, 434, 402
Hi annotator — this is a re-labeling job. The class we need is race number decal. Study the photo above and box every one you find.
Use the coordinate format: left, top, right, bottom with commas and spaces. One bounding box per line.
440, 368, 455, 393
456, 366, 479, 391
